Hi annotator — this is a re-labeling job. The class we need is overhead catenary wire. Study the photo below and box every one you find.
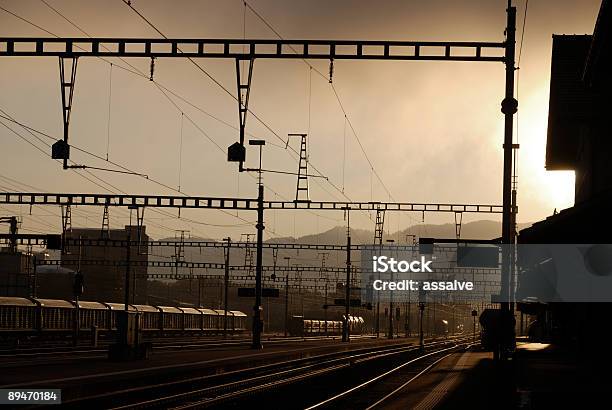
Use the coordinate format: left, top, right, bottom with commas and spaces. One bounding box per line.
106, 63, 113, 161
0, 111, 254, 234
113, 1, 341, 225
1, 2, 287, 181
2, 101, 337, 228
241, 0, 422, 227
0, 5, 55, 36
39, 0, 328, 231
243, 0, 399, 203
151, 80, 337, 225
0, 118, 182, 235
28, 1, 339, 232
119, 1, 350, 202
342, 116, 346, 194
1, 2, 339, 235
178, 112, 184, 193
307, 66, 312, 135
42, 0, 239, 143
0, 3, 264, 234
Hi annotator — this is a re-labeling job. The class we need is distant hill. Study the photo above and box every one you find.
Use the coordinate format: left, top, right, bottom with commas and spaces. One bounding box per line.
267, 220, 531, 245
148, 219, 532, 271
160, 220, 531, 245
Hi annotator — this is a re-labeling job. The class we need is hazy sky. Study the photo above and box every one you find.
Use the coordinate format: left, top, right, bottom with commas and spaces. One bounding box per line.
0, 0, 602, 241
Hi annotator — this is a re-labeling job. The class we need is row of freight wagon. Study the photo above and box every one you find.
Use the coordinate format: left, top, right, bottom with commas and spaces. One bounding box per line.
0, 296, 247, 337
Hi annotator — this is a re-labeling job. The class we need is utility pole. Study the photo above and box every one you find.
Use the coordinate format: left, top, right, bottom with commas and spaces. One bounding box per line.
73, 237, 83, 347
249, 139, 265, 350
197, 277, 202, 307
241, 233, 254, 275
173, 230, 188, 279
268, 248, 278, 335
426, 301, 430, 337
406, 296, 411, 337
432, 296, 436, 337
386, 239, 395, 339
284, 256, 290, 337
295, 266, 304, 316
319, 252, 329, 336
223, 237, 231, 338
451, 305, 455, 337
342, 208, 351, 342
473, 307, 478, 343
419, 302, 425, 351
124, 223, 132, 312
374, 208, 384, 338
500, 1, 518, 360
406, 234, 413, 338
324, 280, 328, 336
32, 255, 38, 298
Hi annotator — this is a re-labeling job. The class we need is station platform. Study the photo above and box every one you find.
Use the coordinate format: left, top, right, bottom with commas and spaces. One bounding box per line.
385, 341, 608, 409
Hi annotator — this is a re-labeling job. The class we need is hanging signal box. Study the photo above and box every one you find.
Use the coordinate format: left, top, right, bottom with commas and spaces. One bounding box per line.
51, 140, 70, 160
227, 142, 246, 162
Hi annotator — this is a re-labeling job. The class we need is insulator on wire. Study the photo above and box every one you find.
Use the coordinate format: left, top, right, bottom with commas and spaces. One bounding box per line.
328, 58, 334, 84
149, 57, 156, 81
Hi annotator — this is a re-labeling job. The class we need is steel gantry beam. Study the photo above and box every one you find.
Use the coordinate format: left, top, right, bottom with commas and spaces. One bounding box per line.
264, 201, 502, 213
0, 192, 259, 209
0, 35, 507, 175
1, 4, 518, 353
0, 192, 502, 213
0, 38, 506, 62
0, 233, 59, 247
0, 234, 497, 251
36, 258, 499, 275
0, 235, 487, 265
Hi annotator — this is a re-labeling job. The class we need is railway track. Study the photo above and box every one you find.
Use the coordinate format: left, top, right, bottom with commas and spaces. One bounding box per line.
305, 341, 477, 409
0, 334, 376, 359
42, 336, 471, 409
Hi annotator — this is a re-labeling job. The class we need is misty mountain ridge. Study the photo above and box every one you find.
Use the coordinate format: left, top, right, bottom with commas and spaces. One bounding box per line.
159, 220, 532, 245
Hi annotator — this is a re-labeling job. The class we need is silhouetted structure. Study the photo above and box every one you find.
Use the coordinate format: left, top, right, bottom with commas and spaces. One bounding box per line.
0, 250, 33, 297
60, 226, 148, 304
519, 0, 611, 353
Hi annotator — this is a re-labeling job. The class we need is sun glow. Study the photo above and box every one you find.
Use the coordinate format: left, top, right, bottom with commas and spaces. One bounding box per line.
515, 88, 576, 219
540, 171, 575, 208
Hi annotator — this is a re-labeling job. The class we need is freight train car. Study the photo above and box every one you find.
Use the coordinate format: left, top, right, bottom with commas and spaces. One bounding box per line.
0, 297, 247, 341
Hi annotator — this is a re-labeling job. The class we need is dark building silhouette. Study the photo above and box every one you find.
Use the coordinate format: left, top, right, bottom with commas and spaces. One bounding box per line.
60, 225, 148, 304
0, 250, 34, 297
521, 0, 611, 242
518, 0, 611, 352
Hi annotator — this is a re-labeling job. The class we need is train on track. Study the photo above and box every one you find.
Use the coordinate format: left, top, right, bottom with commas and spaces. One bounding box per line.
288, 315, 366, 337
0, 296, 247, 340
